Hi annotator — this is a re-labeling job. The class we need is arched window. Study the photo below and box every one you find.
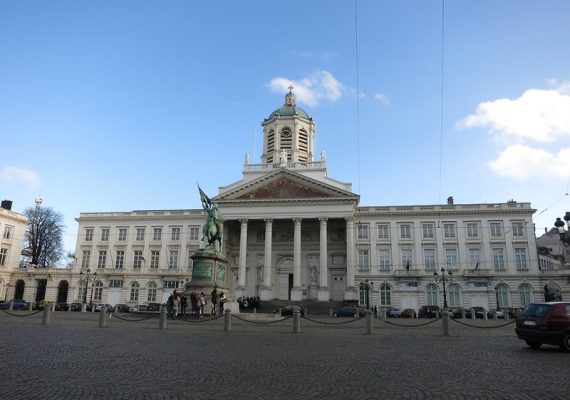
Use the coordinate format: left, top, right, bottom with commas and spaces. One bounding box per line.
496, 283, 509, 309
147, 281, 157, 302
266, 129, 275, 163
426, 283, 438, 306
298, 128, 308, 161
94, 281, 103, 301
57, 280, 69, 304
280, 127, 292, 160
380, 283, 391, 306
130, 282, 140, 302
519, 283, 533, 308
448, 284, 461, 307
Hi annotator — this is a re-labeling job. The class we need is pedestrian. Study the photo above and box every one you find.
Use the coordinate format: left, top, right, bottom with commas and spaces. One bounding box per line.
172, 291, 180, 319
211, 287, 219, 315
166, 293, 174, 318
199, 292, 205, 317
180, 295, 187, 316
219, 292, 225, 314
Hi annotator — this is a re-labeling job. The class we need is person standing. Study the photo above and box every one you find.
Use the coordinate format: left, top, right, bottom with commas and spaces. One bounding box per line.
210, 287, 218, 315
219, 292, 225, 314
172, 291, 180, 319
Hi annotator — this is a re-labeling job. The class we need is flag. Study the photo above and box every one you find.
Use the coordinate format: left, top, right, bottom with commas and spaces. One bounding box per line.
197, 183, 212, 209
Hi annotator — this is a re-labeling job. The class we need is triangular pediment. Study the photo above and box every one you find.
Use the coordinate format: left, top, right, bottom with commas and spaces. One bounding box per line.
214, 169, 358, 203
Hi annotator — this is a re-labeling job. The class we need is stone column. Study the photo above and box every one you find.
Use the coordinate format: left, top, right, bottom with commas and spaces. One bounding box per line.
318, 217, 330, 301
260, 219, 273, 300
345, 217, 357, 300
236, 219, 248, 297
291, 218, 303, 301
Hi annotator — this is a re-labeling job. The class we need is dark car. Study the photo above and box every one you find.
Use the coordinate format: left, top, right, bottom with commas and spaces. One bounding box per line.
54, 303, 70, 311
466, 307, 486, 319
146, 302, 162, 312
332, 307, 358, 318
388, 308, 401, 318
515, 302, 570, 351
114, 304, 130, 313
70, 302, 82, 311
418, 305, 439, 318
0, 299, 29, 310
449, 307, 465, 319
281, 305, 304, 316
400, 309, 416, 318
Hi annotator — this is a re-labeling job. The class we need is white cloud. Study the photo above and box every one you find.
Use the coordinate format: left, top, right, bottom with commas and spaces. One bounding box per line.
268, 70, 344, 107
0, 166, 41, 188
374, 93, 390, 106
458, 83, 570, 143
488, 145, 570, 180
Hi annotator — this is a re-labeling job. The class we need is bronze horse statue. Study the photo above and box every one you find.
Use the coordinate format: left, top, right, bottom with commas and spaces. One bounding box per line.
198, 185, 224, 250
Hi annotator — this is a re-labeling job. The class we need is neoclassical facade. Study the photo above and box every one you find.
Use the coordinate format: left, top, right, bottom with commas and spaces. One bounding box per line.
3, 91, 568, 311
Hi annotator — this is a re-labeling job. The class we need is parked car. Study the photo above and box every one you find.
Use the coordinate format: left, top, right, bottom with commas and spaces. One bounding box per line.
95, 304, 113, 312
515, 302, 570, 351
70, 302, 83, 311
418, 305, 439, 318
146, 302, 161, 312
54, 303, 70, 311
400, 309, 416, 318
114, 304, 130, 313
281, 305, 304, 316
466, 307, 486, 319
388, 308, 402, 318
332, 307, 358, 318
33, 300, 54, 310
0, 299, 30, 310
449, 307, 465, 319
487, 309, 505, 319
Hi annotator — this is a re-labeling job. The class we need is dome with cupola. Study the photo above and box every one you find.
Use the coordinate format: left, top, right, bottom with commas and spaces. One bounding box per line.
266, 88, 312, 120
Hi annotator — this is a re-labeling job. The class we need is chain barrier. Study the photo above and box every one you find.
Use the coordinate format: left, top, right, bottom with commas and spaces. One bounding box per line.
450, 318, 517, 329
376, 317, 441, 328
109, 313, 158, 322
301, 315, 363, 325
231, 314, 290, 325
178, 314, 225, 324
1, 309, 43, 317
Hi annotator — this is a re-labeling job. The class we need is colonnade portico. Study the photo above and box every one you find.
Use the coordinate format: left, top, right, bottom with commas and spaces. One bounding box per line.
231, 216, 356, 301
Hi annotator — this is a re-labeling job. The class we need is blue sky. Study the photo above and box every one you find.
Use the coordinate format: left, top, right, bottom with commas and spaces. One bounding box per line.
1, 1, 569, 253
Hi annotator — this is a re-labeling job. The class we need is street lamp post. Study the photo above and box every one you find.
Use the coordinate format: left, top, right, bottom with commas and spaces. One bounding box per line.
554, 211, 570, 247
434, 267, 453, 309
79, 269, 97, 308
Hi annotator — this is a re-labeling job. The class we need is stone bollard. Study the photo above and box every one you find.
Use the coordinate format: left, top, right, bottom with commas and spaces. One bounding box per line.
224, 309, 231, 332
470, 309, 475, 319
293, 310, 301, 334
504, 311, 509, 321
9, 301, 13, 311
81, 303, 87, 312
484, 310, 488, 320
493, 310, 498, 320
329, 308, 333, 318
461, 309, 466, 319
28, 302, 34, 311
42, 306, 52, 326
366, 310, 374, 335
442, 309, 449, 336
159, 305, 167, 330
253, 307, 256, 315
98, 306, 107, 328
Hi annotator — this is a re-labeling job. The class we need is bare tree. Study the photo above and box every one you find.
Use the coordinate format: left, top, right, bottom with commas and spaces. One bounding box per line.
22, 205, 65, 268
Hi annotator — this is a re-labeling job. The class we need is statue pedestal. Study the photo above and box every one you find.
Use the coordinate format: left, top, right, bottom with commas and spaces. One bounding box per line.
185, 248, 238, 313
308, 284, 318, 300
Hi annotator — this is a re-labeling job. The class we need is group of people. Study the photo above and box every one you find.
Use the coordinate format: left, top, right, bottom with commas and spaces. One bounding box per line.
237, 296, 260, 310
165, 289, 226, 319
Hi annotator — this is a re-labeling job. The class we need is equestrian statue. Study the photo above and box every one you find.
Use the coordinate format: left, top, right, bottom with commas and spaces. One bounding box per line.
198, 185, 224, 251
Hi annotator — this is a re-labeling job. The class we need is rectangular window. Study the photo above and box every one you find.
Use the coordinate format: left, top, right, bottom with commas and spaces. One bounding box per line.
109, 280, 123, 288
115, 250, 124, 269
153, 227, 162, 241
400, 224, 412, 239
466, 223, 479, 238
171, 227, 181, 241
85, 228, 93, 241
168, 250, 179, 269
358, 249, 369, 269
118, 228, 127, 241
357, 224, 369, 240
101, 228, 109, 241
0, 248, 7, 266
445, 248, 457, 269
130, 285, 139, 302
189, 226, 200, 241
136, 228, 145, 241
133, 251, 143, 269
97, 250, 107, 269
150, 250, 160, 269
422, 223, 435, 239
443, 223, 456, 238
424, 249, 436, 271
164, 281, 179, 289
515, 248, 527, 269
490, 222, 502, 237
378, 249, 390, 270
512, 221, 525, 237
81, 250, 91, 268
377, 224, 390, 239
401, 249, 412, 269
148, 286, 157, 302
187, 249, 194, 269
492, 248, 505, 269
94, 285, 102, 301
468, 248, 481, 268
3, 226, 13, 240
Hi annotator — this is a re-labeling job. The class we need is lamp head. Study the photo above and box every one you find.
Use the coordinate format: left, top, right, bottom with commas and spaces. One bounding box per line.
555, 217, 565, 234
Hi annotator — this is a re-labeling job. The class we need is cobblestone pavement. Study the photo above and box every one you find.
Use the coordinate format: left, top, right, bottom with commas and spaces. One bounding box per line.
0, 311, 568, 400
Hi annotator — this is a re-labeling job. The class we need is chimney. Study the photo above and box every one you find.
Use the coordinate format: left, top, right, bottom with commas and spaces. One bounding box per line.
1, 200, 13, 211
447, 196, 454, 205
